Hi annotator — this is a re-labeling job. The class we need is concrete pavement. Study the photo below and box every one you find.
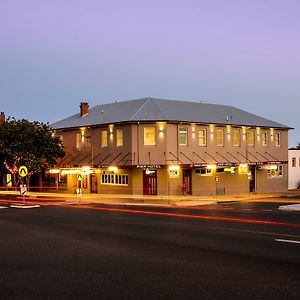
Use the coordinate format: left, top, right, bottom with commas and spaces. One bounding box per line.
1, 189, 300, 206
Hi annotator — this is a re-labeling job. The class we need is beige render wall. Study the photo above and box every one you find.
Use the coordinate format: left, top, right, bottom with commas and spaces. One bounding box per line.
255, 165, 288, 193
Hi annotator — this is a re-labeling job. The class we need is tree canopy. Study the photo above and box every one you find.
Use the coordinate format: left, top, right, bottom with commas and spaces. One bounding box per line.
0, 118, 65, 183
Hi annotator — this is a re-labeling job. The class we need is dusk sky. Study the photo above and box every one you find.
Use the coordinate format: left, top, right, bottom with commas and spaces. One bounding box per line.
0, 0, 299, 146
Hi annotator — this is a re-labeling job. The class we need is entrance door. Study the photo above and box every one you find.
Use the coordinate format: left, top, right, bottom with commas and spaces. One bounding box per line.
249, 166, 256, 192
90, 173, 98, 193
143, 170, 157, 195
183, 169, 192, 195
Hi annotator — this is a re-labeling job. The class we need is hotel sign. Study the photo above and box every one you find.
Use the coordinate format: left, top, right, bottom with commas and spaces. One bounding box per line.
137, 165, 162, 169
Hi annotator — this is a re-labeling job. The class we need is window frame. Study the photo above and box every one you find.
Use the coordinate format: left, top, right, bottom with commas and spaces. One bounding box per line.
247, 130, 255, 147
198, 129, 207, 146
144, 127, 156, 146
216, 129, 224, 147
116, 128, 123, 147
232, 129, 240, 147
179, 127, 188, 146
101, 129, 108, 147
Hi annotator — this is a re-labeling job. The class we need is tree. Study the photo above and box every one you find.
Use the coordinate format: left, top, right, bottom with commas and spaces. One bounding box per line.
296, 142, 300, 149
0, 118, 65, 188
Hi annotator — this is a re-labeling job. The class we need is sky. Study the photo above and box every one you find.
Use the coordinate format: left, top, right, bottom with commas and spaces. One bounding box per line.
0, 0, 299, 146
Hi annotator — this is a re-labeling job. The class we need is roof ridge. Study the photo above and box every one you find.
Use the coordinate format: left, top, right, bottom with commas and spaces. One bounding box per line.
128, 98, 150, 121
152, 98, 169, 119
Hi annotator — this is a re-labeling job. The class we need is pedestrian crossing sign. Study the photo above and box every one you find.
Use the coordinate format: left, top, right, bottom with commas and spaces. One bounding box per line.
77, 173, 83, 181
18, 166, 28, 177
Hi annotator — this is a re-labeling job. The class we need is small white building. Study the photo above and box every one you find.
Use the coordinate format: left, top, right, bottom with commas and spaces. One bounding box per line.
288, 149, 300, 189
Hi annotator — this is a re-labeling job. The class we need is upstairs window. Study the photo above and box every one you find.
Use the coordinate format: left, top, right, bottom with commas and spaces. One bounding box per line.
101, 130, 108, 147
198, 129, 207, 146
179, 127, 188, 146
144, 127, 156, 146
232, 130, 240, 147
116, 129, 123, 147
76, 132, 82, 149
292, 157, 296, 167
216, 129, 224, 146
275, 133, 281, 146
262, 132, 268, 146
247, 130, 255, 146
84, 136, 91, 147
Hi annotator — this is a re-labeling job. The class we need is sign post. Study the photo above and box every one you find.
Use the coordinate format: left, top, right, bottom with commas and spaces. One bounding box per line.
18, 166, 28, 205
76, 173, 83, 199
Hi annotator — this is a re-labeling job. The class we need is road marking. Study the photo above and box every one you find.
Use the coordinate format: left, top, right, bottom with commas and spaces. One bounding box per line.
275, 239, 300, 244
262, 209, 273, 212
0, 206, 8, 209
10, 205, 41, 209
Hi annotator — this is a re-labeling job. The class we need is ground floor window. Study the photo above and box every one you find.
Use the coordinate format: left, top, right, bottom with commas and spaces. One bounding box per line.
101, 172, 128, 185
268, 165, 283, 178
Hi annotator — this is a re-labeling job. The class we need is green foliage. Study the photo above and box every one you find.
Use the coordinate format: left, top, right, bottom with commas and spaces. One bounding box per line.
296, 142, 300, 149
0, 118, 65, 176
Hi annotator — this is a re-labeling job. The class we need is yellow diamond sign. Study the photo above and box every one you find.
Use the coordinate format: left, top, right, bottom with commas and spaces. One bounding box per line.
77, 173, 83, 181
18, 166, 28, 177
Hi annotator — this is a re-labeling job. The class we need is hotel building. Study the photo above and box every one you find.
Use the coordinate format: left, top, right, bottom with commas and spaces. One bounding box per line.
50, 98, 291, 196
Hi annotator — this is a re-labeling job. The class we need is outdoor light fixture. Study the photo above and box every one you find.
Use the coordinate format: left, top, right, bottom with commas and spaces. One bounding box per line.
168, 165, 180, 171
108, 166, 118, 172
207, 164, 217, 170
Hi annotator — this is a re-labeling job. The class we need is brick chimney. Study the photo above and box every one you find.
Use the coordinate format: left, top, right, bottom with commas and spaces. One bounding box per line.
0, 112, 5, 124
80, 102, 89, 117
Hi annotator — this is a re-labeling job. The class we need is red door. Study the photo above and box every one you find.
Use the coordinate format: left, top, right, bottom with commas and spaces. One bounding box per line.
183, 169, 192, 195
143, 170, 157, 195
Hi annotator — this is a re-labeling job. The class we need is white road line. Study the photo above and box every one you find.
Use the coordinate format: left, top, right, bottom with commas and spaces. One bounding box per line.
275, 239, 300, 244
261, 209, 273, 212
0, 206, 8, 209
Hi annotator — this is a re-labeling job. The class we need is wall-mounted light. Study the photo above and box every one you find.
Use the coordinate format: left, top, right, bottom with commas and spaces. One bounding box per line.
226, 125, 231, 137
207, 164, 217, 170
108, 166, 118, 172
270, 128, 274, 141
209, 124, 214, 134
169, 165, 180, 171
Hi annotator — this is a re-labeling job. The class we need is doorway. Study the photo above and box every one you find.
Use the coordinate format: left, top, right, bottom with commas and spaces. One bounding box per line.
90, 173, 98, 193
183, 169, 192, 195
143, 170, 157, 195
249, 166, 256, 192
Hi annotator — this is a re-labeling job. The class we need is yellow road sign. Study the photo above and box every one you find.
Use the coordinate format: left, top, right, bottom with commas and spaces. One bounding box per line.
77, 173, 83, 181
18, 166, 28, 177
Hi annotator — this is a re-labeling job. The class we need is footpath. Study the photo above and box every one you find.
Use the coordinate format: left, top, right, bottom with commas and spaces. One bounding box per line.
1, 189, 300, 207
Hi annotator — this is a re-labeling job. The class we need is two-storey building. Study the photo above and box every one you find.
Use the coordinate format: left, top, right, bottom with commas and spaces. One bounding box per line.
50, 98, 291, 196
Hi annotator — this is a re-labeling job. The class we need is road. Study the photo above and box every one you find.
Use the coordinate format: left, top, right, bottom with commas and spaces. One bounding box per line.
0, 200, 300, 299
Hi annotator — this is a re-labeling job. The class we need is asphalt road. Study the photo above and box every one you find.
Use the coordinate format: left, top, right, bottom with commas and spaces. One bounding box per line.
0, 201, 300, 300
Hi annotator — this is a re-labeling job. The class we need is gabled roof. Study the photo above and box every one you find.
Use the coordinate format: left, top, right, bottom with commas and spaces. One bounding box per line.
51, 97, 291, 130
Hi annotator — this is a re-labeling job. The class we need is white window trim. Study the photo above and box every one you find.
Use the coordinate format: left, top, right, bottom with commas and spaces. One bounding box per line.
198, 129, 207, 146
179, 127, 188, 146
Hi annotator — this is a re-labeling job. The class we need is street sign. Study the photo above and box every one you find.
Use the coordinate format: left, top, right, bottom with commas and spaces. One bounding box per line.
77, 173, 83, 181
18, 166, 28, 177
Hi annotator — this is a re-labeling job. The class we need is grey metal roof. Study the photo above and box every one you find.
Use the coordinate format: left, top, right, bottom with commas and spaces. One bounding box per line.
51, 97, 291, 130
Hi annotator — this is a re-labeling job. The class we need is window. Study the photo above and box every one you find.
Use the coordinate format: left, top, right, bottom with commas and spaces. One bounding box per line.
101, 130, 108, 147
247, 131, 255, 146
116, 129, 123, 147
101, 172, 128, 185
76, 132, 82, 149
275, 133, 281, 146
84, 136, 91, 147
232, 130, 240, 147
262, 132, 268, 146
195, 168, 212, 176
179, 127, 188, 146
144, 127, 156, 145
268, 165, 283, 177
198, 129, 207, 146
292, 157, 296, 167
216, 129, 224, 146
